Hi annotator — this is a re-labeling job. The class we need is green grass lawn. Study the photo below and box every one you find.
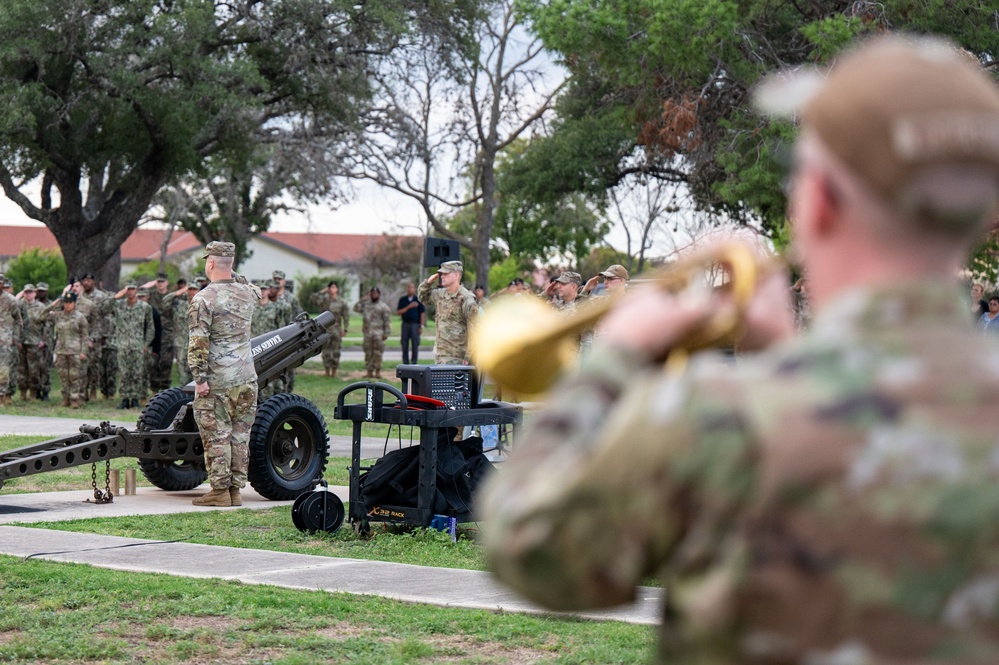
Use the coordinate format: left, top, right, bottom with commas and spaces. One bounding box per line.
0, 556, 655, 664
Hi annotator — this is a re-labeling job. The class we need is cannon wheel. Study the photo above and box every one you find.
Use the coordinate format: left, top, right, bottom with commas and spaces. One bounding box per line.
248, 393, 329, 500
136, 387, 208, 491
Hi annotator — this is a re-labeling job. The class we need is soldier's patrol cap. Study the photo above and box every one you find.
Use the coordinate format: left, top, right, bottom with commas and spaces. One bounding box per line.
202, 241, 235, 258
137, 288, 150, 297
195, 274, 208, 283
755, 35, 999, 228
81, 272, 96, 280
4, 279, 12, 288
62, 292, 77, 303
36, 282, 48, 291
437, 261, 463, 274
272, 270, 286, 280
23, 284, 35, 291
186, 283, 200, 291
599, 264, 630, 280
156, 272, 168, 281
554, 271, 582, 285
266, 281, 278, 289
125, 282, 137, 289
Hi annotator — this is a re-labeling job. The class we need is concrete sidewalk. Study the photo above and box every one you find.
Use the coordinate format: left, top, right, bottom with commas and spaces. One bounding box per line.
0, 408, 658, 627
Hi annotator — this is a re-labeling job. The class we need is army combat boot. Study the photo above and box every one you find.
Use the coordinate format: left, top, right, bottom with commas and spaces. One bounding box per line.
228, 487, 242, 506
192, 488, 232, 507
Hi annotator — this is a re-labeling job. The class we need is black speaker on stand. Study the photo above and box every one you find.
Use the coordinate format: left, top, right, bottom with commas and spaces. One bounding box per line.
423, 237, 460, 268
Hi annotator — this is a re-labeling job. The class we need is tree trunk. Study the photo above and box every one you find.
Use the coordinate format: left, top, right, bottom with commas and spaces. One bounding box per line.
98, 249, 122, 291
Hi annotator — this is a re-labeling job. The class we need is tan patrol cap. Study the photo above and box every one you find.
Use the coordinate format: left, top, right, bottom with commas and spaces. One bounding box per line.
202, 241, 235, 258
554, 271, 582, 285
599, 264, 630, 280
438, 261, 463, 274
756, 35, 999, 225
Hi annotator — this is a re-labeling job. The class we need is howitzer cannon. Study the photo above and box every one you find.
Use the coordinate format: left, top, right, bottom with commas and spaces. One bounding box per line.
0, 311, 335, 500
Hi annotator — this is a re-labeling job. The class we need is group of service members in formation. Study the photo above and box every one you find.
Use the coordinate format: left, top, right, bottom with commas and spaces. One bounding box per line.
0, 258, 633, 411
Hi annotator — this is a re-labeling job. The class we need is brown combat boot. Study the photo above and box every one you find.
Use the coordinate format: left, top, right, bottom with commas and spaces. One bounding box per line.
19, 389, 26, 401
229, 487, 242, 506
27, 389, 34, 400
90, 388, 97, 401
2, 395, 11, 406
324, 368, 330, 377
192, 488, 232, 507
62, 396, 71, 407
70, 399, 80, 410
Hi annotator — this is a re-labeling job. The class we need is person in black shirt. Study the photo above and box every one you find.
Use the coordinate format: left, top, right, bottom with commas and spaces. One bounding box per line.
396, 282, 426, 364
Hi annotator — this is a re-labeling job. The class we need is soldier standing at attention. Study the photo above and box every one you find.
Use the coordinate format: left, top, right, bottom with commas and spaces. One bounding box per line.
0, 273, 23, 406
271, 270, 303, 390
112, 283, 154, 409
480, 36, 999, 663
418, 261, 478, 364
353, 287, 392, 379
44, 289, 88, 408
78, 272, 111, 401
34, 282, 53, 400
310, 280, 350, 377
16, 284, 46, 400
189, 241, 261, 507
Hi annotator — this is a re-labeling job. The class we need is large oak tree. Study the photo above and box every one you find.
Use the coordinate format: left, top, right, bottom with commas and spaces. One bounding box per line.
0, 0, 471, 285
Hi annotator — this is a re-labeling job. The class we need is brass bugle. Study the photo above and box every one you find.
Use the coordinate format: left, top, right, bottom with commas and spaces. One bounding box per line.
470, 242, 764, 395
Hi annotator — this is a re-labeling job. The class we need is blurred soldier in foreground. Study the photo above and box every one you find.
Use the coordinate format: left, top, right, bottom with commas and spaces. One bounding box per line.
189, 242, 260, 507
480, 36, 999, 663
418, 260, 478, 364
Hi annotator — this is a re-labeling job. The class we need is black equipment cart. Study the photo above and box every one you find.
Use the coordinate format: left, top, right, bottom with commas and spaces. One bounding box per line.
331, 380, 521, 536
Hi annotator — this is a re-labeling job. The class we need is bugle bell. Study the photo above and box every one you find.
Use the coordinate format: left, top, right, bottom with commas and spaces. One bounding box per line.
470, 242, 765, 395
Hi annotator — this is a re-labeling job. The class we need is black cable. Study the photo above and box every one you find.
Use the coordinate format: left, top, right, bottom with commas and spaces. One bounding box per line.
23, 536, 192, 561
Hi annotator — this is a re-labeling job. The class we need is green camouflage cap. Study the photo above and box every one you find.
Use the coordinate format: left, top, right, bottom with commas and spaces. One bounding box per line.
23, 283, 35, 291
272, 270, 286, 279
137, 288, 150, 297
554, 271, 582, 285
438, 260, 463, 274
36, 282, 49, 291
125, 282, 137, 289
202, 241, 235, 258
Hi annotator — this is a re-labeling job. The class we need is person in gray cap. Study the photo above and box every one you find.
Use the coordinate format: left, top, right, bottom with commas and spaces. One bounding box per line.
418, 260, 478, 364
481, 35, 999, 662
0, 272, 22, 406
189, 241, 262, 507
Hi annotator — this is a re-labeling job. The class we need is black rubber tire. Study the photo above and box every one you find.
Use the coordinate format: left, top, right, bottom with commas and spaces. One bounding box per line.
248, 393, 329, 500
136, 387, 207, 491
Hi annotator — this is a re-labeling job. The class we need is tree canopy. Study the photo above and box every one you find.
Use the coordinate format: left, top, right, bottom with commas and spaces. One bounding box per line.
0, 0, 473, 284
512, 0, 999, 241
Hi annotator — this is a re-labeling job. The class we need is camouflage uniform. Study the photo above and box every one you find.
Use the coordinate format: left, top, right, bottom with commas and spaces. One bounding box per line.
480, 283, 999, 663
18, 298, 47, 397
0, 290, 23, 402
418, 278, 478, 364
189, 278, 260, 491
310, 291, 349, 375
353, 297, 392, 376
43, 301, 89, 403
252, 298, 284, 399
164, 290, 195, 385
275, 289, 302, 390
147, 287, 175, 391
79, 289, 111, 399
35, 286, 54, 398
113, 298, 154, 402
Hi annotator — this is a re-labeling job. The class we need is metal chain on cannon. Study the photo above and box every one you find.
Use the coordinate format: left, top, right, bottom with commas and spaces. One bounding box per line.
89, 460, 114, 504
